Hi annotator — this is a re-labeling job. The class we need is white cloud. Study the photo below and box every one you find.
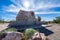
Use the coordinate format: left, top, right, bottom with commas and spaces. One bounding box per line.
35, 12, 60, 14
33, 4, 60, 11
10, 0, 60, 11
10, 0, 24, 8
2, 4, 20, 12
1, 0, 60, 14
10, 14, 16, 17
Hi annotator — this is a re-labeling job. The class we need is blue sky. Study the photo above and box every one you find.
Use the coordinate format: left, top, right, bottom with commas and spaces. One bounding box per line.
0, 0, 60, 21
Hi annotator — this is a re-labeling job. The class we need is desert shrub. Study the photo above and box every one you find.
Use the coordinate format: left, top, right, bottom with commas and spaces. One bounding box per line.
2, 28, 17, 32
0, 32, 7, 40
38, 16, 41, 21
53, 16, 60, 24
24, 28, 37, 40
0, 28, 17, 40
0, 31, 4, 36
1, 28, 17, 33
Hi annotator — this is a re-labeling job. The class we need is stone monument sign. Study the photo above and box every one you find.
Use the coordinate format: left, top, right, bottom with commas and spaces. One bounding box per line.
16, 10, 36, 25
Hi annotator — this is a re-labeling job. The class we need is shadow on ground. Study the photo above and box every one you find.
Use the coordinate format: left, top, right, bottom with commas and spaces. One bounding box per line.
35, 26, 54, 36
7, 23, 54, 36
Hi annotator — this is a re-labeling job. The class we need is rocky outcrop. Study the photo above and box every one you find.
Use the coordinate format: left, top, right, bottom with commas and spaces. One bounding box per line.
2, 32, 24, 40
1, 32, 48, 40
28, 32, 48, 40
32, 32, 47, 40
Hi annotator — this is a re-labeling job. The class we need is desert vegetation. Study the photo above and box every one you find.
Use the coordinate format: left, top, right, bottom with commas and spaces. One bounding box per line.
47, 16, 60, 24
53, 16, 60, 24
37, 16, 41, 21
0, 28, 48, 40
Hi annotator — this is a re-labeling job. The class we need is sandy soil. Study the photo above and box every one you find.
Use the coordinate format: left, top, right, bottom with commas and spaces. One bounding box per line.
0, 23, 60, 40
45, 24, 60, 40
0, 23, 9, 31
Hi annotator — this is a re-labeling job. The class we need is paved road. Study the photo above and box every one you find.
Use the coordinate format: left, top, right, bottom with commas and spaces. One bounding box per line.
0, 23, 9, 31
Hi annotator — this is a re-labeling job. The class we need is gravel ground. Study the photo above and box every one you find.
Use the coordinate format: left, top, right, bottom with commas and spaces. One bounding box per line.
45, 24, 60, 40
0, 23, 60, 40
0, 23, 9, 31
